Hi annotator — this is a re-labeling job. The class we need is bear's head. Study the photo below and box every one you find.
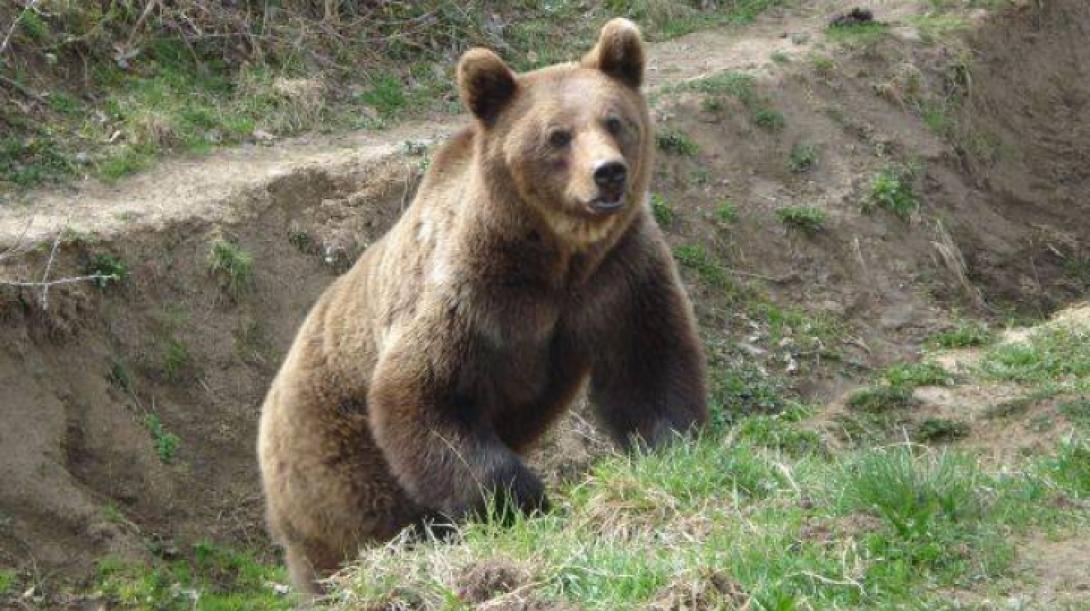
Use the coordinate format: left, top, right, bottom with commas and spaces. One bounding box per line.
458, 18, 653, 246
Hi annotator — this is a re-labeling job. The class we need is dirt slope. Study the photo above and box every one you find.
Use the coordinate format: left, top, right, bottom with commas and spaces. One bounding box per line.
2, 0, 1089, 595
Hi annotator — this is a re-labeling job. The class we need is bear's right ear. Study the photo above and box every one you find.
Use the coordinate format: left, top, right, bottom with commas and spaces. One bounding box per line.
458, 48, 518, 126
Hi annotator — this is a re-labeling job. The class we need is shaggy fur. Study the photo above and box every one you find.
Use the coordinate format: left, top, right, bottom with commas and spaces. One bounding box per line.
257, 18, 708, 594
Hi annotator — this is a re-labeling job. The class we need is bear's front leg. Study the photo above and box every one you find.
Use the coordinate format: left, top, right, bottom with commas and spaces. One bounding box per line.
589, 233, 709, 450
368, 337, 549, 521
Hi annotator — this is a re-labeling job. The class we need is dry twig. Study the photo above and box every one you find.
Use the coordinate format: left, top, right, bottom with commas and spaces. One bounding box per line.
0, 221, 120, 310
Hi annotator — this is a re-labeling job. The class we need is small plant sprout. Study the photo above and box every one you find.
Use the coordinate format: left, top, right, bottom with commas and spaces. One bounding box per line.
650, 193, 674, 226
208, 239, 254, 298
777, 206, 826, 234
868, 166, 918, 220
656, 128, 699, 156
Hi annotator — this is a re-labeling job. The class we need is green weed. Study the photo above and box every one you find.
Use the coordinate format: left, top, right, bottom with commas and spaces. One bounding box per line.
753, 108, 785, 131
0, 569, 15, 597
356, 72, 407, 118
789, 143, 818, 173
208, 239, 255, 299
143, 413, 180, 463
650, 193, 674, 226
96, 542, 292, 609
978, 324, 1090, 390
85, 254, 128, 289
826, 21, 890, 45
915, 418, 971, 443
928, 321, 995, 349
1042, 438, 1090, 498
162, 338, 191, 382
656, 128, 699, 156
715, 200, 738, 223
107, 360, 134, 393
867, 166, 918, 220
1059, 398, 1090, 431
771, 51, 791, 64
809, 54, 836, 75
847, 385, 914, 413
882, 361, 954, 389
673, 244, 730, 288
776, 205, 826, 233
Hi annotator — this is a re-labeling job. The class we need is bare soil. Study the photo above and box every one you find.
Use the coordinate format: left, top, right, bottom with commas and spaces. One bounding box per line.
2, 0, 1089, 601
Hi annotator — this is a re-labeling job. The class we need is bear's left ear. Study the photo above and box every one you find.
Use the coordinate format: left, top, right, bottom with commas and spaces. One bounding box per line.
581, 18, 646, 89
458, 48, 518, 126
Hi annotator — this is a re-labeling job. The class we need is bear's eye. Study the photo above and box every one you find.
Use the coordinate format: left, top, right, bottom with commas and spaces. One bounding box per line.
548, 129, 572, 148
605, 116, 623, 135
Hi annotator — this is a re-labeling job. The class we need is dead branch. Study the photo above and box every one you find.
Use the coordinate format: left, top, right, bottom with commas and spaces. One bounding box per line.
0, 0, 40, 57
0, 222, 120, 310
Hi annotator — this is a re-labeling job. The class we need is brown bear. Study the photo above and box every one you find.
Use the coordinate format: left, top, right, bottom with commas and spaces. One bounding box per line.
257, 18, 708, 594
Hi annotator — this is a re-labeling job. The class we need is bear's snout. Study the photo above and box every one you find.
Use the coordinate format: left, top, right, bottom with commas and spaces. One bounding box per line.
590, 159, 628, 213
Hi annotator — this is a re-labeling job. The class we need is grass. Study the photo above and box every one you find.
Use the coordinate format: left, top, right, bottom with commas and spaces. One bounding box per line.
650, 193, 674, 226
978, 323, 1090, 394
673, 244, 731, 289
753, 108, 785, 131
162, 338, 191, 382
928, 320, 996, 349
715, 200, 738, 224
826, 21, 890, 46
915, 418, 971, 442
95, 541, 293, 610
809, 53, 836, 75
330, 425, 1088, 609
2, 2, 788, 190
143, 413, 180, 463
208, 239, 255, 299
867, 166, 918, 220
776, 205, 826, 234
789, 143, 818, 173
656, 128, 699, 156
84, 253, 128, 289
0, 569, 15, 597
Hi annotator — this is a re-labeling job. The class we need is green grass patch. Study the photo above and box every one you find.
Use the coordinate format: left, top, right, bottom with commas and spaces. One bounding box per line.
882, 361, 954, 389
208, 239, 255, 299
0, 569, 16, 597
928, 321, 996, 349
162, 338, 191, 382
847, 385, 915, 413
650, 193, 674, 226
753, 108, 785, 131
683, 71, 756, 103
85, 253, 128, 289
715, 200, 738, 223
809, 53, 836, 75
143, 413, 180, 463
96, 542, 293, 609
656, 128, 699, 156
915, 418, 971, 443
867, 166, 918, 220
331, 423, 1085, 609
776, 205, 826, 234
789, 143, 818, 173
826, 21, 890, 45
978, 324, 1090, 391
673, 244, 732, 289
1059, 397, 1090, 431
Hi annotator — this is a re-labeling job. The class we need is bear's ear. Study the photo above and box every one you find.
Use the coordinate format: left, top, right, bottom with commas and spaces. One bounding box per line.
458, 48, 518, 126
581, 18, 646, 89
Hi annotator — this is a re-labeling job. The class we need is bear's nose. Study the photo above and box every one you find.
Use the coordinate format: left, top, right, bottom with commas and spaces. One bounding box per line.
593, 161, 628, 191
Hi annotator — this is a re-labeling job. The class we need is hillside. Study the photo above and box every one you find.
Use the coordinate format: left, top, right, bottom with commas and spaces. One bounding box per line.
1, 0, 1088, 608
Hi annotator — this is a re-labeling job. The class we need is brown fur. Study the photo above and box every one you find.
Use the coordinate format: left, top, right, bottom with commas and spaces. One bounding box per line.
257, 18, 707, 594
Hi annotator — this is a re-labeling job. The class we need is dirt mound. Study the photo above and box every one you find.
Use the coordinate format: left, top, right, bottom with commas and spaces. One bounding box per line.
2, 0, 1090, 599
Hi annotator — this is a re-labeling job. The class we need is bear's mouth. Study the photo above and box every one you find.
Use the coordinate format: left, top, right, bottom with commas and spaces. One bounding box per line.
586, 195, 625, 216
